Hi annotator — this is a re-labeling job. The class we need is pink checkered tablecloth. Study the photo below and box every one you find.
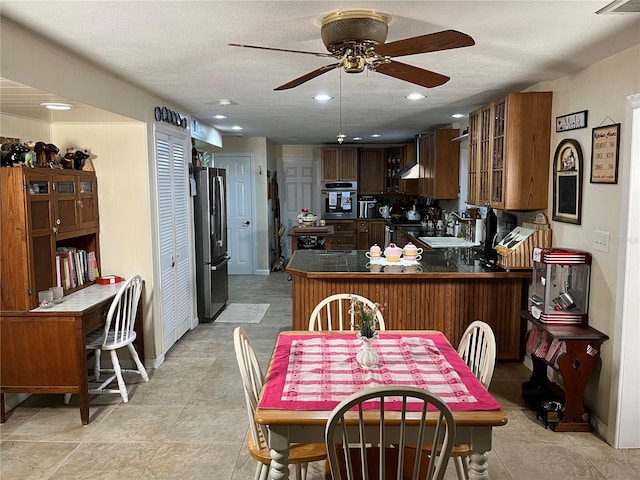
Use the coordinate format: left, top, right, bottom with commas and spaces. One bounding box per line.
259, 332, 501, 412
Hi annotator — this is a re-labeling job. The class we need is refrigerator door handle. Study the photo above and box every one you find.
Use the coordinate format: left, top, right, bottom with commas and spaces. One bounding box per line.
211, 255, 230, 271
217, 175, 226, 242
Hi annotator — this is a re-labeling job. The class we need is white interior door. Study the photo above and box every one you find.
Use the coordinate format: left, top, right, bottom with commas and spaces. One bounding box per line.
283, 159, 313, 257
155, 130, 193, 353
214, 154, 254, 275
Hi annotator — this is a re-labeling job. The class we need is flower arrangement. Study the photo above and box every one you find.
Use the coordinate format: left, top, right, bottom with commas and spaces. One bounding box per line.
350, 297, 381, 339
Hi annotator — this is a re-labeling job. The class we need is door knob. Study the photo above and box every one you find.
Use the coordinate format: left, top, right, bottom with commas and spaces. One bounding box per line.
244, 221, 250, 226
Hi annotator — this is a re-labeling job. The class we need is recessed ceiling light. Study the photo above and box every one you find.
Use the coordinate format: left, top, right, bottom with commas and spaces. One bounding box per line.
371, 134, 381, 138
352, 136, 362, 141
314, 94, 333, 101
231, 125, 244, 131
213, 114, 228, 119
218, 99, 232, 106
40, 102, 74, 110
405, 93, 426, 100
451, 113, 466, 118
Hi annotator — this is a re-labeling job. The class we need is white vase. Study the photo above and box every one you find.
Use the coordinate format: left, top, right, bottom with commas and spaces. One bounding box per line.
356, 336, 379, 368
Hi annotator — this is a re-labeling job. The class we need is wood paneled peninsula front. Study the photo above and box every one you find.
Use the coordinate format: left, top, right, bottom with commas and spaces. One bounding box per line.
286, 250, 530, 360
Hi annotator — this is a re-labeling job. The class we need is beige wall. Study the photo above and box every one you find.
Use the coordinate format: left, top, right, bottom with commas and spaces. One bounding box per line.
542, 44, 640, 426
51, 123, 156, 357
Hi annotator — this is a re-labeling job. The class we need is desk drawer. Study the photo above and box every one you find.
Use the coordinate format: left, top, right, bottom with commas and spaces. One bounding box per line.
82, 304, 108, 336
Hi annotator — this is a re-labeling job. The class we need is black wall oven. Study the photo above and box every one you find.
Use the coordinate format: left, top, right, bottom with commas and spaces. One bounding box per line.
321, 181, 357, 219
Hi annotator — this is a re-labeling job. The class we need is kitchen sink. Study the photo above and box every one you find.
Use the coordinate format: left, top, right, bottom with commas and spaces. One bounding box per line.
418, 237, 480, 249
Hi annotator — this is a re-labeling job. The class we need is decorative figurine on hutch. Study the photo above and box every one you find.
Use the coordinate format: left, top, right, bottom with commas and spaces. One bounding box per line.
23, 141, 36, 167
529, 247, 591, 325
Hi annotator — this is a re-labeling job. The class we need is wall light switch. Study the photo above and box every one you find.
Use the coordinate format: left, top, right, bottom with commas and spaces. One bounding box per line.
594, 230, 610, 253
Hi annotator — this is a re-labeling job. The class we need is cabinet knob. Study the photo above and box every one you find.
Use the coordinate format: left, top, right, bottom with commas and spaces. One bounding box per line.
77, 200, 83, 207
56, 219, 61, 225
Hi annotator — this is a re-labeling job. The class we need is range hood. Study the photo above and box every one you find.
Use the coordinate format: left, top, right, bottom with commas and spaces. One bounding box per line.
396, 134, 421, 179
397, 163, 419, 179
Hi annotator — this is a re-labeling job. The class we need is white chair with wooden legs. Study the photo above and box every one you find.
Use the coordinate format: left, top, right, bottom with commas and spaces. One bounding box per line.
325, 385, 456, 480
457, 320, 497, 390
233, 327, 326, 480
65, 275, 149, 405
308, 294, 386, 332
448, 320, 498, 480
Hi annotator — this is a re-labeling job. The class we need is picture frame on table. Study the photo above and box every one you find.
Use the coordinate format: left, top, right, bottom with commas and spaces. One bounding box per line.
590, 123, 621, 184
552, 139, 583, 225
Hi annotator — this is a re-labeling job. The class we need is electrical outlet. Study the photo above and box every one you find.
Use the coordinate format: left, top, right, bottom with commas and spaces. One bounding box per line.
594, 230, 610, 253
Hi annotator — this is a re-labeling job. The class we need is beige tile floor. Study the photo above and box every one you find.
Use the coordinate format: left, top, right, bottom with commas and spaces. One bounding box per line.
2, 271, 639, 479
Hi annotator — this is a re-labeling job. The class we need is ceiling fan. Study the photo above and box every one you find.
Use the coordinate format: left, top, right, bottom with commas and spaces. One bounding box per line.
229, 10, 475, 91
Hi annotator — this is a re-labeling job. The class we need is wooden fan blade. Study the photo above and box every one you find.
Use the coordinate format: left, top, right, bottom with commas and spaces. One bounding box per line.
229, 43, 333, 58
375, 30, 475, 58
274, 63, 341, 91
375, 60, 450, 88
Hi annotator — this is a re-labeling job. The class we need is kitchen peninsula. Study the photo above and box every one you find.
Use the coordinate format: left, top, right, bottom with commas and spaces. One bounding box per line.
286, 249, 530, 359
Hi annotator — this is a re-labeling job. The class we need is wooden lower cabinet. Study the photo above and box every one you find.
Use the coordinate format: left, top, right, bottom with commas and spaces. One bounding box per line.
324, 220, 356, 250
289, 273, 527, 360
356, 220, 386, 249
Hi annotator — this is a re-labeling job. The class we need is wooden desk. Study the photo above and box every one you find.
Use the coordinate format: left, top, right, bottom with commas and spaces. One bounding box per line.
0, 283, 144, 425
255, 331, 507, 480
521, 311, 608, 432
287, 226, 335, 252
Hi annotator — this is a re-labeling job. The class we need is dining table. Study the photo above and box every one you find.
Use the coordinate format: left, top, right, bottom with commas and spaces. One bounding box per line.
255, 330, 508, 480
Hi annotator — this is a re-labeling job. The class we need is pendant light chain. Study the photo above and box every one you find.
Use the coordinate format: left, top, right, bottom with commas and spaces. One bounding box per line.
337, 69, 345, 144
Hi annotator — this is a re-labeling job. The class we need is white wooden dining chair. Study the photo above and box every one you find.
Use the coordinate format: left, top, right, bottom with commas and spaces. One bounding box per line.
457, 320, 497, 389
450, 320, 498, 480
66, 275, 148, 405
233, 327, 326, 480
308, 294, 386, 332
88, 274, 148, 402
325, 385, 456, 480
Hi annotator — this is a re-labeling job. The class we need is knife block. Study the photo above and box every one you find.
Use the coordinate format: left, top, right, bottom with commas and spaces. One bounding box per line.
497, 228, 552, 270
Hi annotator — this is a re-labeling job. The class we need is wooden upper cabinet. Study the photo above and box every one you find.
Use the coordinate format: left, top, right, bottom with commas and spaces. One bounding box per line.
358, 148, 386, 194
467, 92, 552, 210
418, 129, 460, 199
0, 168, 101, 311
321, 147, 357, 181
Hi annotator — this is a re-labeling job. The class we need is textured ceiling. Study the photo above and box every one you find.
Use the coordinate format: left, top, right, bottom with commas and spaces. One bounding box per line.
1, 1, 639, 145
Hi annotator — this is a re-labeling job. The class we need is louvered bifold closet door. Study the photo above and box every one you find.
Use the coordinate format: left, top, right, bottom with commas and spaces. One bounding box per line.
155, 131, 193, 354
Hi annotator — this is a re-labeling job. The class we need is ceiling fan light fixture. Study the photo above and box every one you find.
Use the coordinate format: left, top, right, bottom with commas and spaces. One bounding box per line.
321, 10, 388, 53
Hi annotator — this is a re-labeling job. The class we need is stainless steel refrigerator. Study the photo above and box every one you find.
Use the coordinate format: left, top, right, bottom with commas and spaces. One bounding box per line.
193, 167, 229, 322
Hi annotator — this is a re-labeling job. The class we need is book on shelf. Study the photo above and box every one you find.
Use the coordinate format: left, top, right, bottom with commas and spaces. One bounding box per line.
55, 247, 99, 291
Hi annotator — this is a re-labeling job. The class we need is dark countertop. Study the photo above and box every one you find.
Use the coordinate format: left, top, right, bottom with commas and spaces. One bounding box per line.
286, 249, 530, 278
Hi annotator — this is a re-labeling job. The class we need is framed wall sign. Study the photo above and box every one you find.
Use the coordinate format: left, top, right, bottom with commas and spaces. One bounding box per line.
556, 110, 588, 132
553, 139, 583, 225
590, 123, 620, 184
